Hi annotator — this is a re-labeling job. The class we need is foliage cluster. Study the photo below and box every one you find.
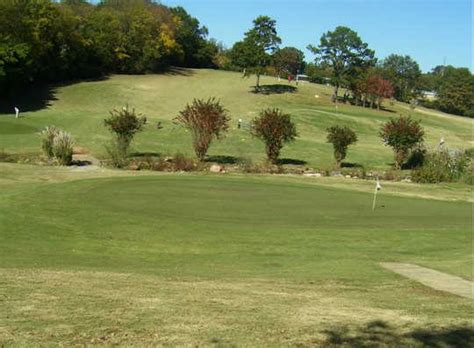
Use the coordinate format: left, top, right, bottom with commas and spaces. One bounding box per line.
173, 98, 230, 161
250, 108, 298, 163
420, 66, 474, 117
326, 126, 358, 168
40, 126, 75, 165
379, 116, 424, 169
104, 106, 147, 159
0, 0, 218, 96
230, 16, 281, 88
411, 149, 471, 184
127, 153, 201, 172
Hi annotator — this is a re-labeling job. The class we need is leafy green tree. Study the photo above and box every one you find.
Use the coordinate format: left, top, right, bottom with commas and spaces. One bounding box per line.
381, 54, 421, 102
104, 106, 147, 158
0, 0, 216, 96
273, 47, 305, 77
436, 66, 474, 117
230, 16, 281, 89
251, 108, 297, 163
380, 116, 424, 169
307, 26, 375, 101
171, 6, 217, 68
304, 62, 332, 84
174, 98, 231, 161
326, 126, 358, 168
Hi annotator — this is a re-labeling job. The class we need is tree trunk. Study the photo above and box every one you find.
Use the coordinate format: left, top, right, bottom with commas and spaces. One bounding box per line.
256, 73, 260, 89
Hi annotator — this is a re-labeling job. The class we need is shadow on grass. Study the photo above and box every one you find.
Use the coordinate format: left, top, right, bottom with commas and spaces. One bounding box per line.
380, 105, 397, 113
276, 158, 307, 165
71, 159, 93, 166
0, 84, 57, 114
0, 76, 109, 115
129, 152, 162, 158
251, 84, 297, 95
205, 155, 239, 164
163, 67, 194, 77
323, 320, 474, 347
341, 162, 363, 168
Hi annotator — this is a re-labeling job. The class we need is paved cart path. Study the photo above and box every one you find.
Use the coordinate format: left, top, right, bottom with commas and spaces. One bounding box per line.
380, 262, 473, 299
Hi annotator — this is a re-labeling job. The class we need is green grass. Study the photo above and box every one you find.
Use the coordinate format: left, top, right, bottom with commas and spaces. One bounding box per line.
0, 69, 472, 169
0, 165, 472, 345
0, 69, 472, 345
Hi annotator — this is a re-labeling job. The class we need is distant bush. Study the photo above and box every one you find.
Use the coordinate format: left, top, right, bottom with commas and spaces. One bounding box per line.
0, 150, 39, 164
238, 158, 284, 174
52, 131, 75, 165
125, 153, 201, 172
464, 148, 474, 159
172, 153, 199, 171
251, 108, 297, 163
380, 116, 424, 169
326, 125, 358, 168
104, 142, 129, 169
404, 145, 426, 169
174, 98, 230, 161
40, 126, 74, 165
40, 126, 60, 159
411, 149, 470, 183
104, 106, 146, 163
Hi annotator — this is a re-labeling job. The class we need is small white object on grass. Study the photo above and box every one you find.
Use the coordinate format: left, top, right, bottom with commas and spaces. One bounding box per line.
372, 178, 382, 211
14, 107, 19, 118
439, 137, 445, 149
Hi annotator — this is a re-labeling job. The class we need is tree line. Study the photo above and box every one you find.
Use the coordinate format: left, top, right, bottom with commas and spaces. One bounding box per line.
216, 17, 473, 117
0, 0, 219, 97
1, 2, 472, 117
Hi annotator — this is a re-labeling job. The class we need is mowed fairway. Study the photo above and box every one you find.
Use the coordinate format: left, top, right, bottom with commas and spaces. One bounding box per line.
0, 165, 472, 346
0, 69, 472, 169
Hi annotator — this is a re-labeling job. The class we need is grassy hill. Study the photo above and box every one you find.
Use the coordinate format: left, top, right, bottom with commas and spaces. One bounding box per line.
1, 69, 472, 169
0, 69, 472, 345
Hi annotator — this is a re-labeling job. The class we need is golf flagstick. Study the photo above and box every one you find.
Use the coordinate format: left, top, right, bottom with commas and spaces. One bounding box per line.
372, 177, 382, 211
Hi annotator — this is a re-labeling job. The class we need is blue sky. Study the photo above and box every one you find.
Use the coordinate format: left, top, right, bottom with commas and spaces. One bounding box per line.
162, 0, 472, 72
90, 0, 472, 72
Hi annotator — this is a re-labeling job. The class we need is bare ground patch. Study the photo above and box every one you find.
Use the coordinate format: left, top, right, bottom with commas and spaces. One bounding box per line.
381, 263, 473, 299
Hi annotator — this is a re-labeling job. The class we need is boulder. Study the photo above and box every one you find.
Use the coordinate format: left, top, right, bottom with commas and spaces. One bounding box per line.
210, 164, 224, 173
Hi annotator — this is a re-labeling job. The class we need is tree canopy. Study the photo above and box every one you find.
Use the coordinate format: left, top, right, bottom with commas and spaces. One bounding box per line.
273, 47, 305, 77
380, 54, 421, 102
230, 16, 281, 89
307, 26, 376, 100
0, 0, 218, 97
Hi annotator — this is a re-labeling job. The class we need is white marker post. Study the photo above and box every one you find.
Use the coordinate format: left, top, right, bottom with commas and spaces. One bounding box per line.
14, 107, 19, 118
372, 178, 382, 211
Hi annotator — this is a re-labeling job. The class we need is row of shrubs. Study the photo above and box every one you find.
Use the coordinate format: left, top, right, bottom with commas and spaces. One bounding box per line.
38, 97, 472, 184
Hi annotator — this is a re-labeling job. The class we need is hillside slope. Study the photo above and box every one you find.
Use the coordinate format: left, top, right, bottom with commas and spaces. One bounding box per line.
0, 69, 471, 169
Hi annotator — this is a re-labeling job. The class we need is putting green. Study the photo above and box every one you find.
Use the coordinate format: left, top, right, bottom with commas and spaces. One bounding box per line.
0, 173, 472, 345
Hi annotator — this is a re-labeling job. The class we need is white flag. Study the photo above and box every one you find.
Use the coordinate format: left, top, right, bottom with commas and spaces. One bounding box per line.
376, 179, 382, 191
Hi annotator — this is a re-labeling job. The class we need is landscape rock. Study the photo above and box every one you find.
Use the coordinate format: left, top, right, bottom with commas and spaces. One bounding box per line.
210, 164, 225, 173
303, 173, 322, 177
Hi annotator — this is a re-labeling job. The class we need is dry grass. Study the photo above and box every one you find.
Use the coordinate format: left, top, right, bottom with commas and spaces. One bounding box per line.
2, 268, 467, 346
